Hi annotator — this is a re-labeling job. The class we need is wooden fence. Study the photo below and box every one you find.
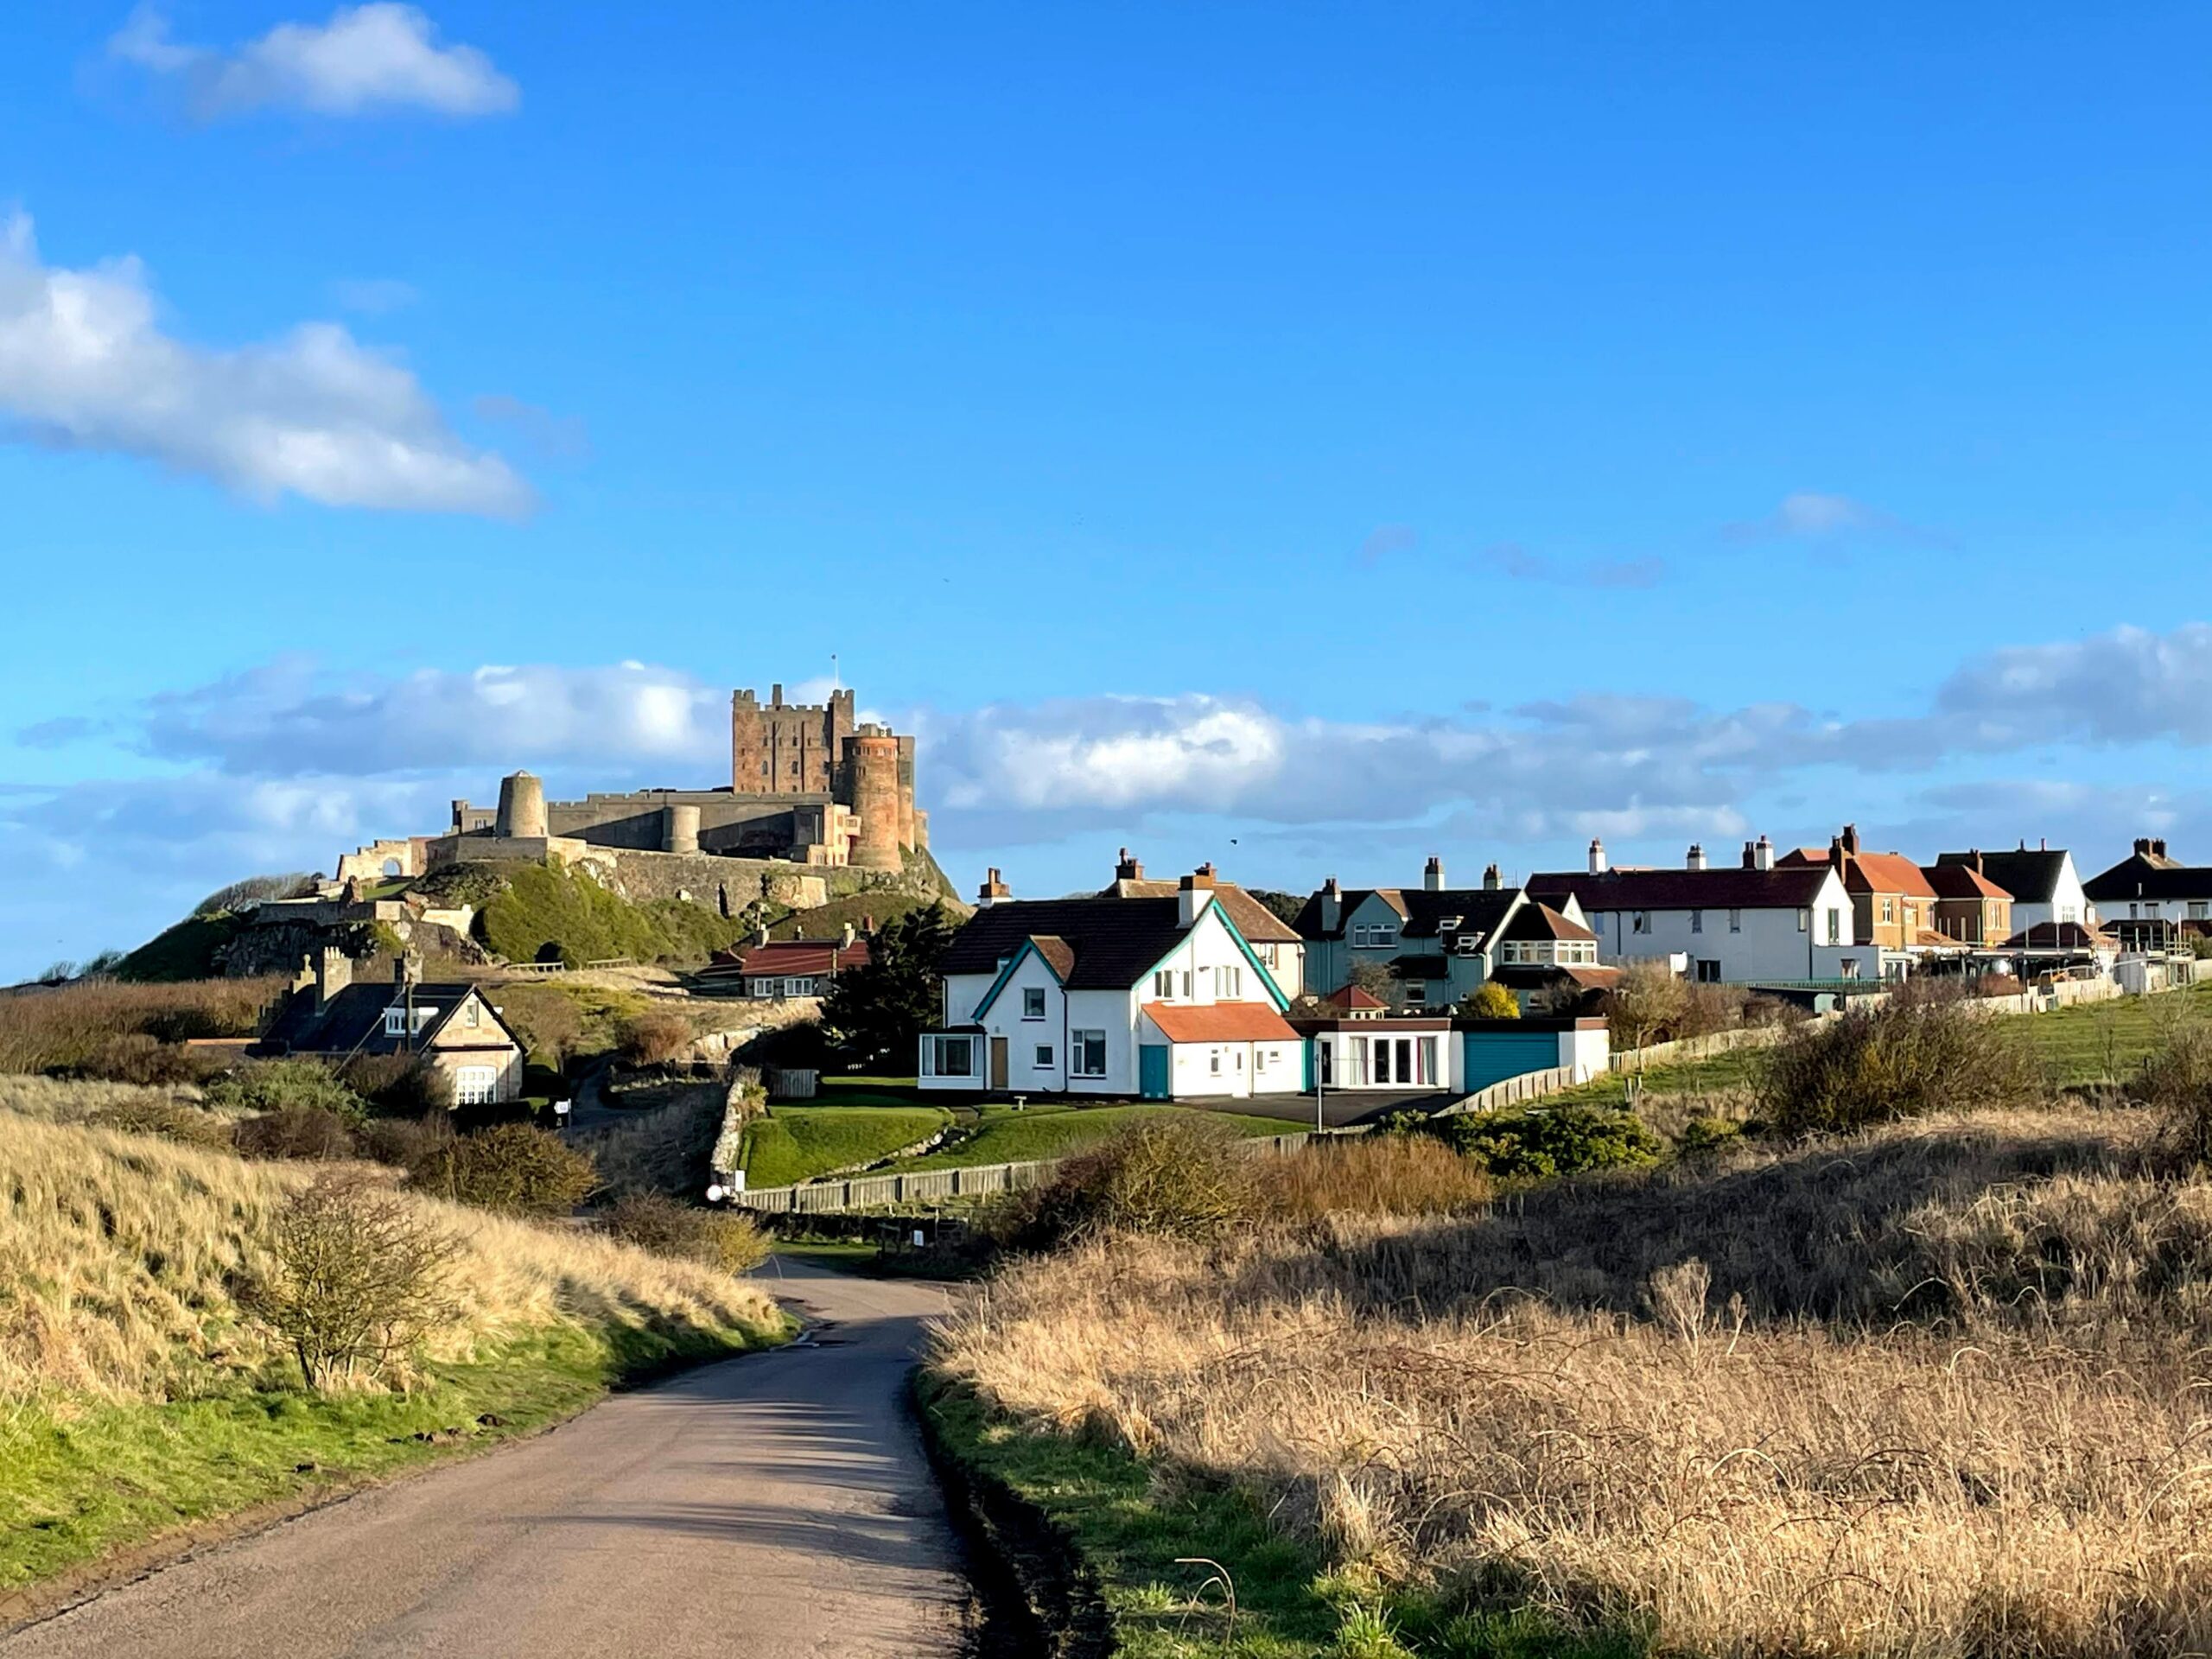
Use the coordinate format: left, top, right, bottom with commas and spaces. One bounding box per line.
729, 1126, 1366, 1215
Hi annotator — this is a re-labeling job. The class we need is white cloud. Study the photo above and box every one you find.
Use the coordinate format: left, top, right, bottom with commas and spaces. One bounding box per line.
0, 213, 531, 515
110, 3, 518, 120
139, 659, 726, 776
1722, 491, 1944, 546
1934, 623, 2212, 748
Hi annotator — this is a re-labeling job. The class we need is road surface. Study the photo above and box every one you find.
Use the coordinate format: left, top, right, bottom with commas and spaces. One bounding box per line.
3, 1262, 969, 1659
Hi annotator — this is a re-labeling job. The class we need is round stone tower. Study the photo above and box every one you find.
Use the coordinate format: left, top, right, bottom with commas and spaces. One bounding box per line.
848, 733, 902, 870
663, 802, 702, 855
496, 770, 548, 839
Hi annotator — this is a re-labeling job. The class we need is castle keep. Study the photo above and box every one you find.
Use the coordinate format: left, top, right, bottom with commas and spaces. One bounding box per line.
335, 682, 925, 893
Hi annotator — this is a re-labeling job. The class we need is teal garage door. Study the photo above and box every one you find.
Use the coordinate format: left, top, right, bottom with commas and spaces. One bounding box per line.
1460, 1030, 1560, 1093
1139, 1045, 1172, 1099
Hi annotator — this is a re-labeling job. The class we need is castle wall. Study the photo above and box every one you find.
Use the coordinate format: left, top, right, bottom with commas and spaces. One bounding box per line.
731, 685, 855, 796
575, 849, 827, 912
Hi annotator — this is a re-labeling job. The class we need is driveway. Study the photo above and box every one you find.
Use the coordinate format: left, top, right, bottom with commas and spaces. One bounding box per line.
1181, 1089, 1456, 1128
2, 1262, 968, 1659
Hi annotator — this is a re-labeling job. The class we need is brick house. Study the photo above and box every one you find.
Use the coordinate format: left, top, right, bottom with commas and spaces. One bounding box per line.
1778, 824, 1943, 971
1923, 855, 2013, 946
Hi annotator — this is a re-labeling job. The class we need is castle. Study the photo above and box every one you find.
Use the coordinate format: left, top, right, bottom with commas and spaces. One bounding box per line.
334, 683, 926, 893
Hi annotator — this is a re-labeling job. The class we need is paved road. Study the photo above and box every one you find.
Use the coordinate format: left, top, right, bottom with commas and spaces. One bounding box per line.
3, 1262, 968, 1659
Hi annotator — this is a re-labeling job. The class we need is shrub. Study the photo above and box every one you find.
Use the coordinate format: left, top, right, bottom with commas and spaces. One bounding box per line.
1440, 1105, 1664, 1179
83, 1097, 237, 1149
1756, 985, 2039, 1135
2134, 1017, 2212, 1166
1007, 1116, 1258, 1247
339, 1053, 454, 1117
203, 1059, 369, 1123
405, 1122, 598, 1217
1459, 982, 1521, 1020
245, 1171, 459, 1389
357, 1112, 451, 1170
595, 1192, 770, 1274
233, 1105, 363, 1162
618, 1007, 696, 1067
1265, 1134, 1493, 1218
1674, 1115, 1744, 1157
74, 1033, 225, 1086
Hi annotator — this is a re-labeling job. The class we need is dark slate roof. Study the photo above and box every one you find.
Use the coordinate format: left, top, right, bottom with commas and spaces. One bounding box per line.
261, 981, 517, 1058
1923, 863, 2012, 901
1529, 866, 1834, 911
1936, 849, 2067, 904
943, 898, 1199, 989
2084, 853, 2212, 903
1500, 901, 1597, 943
1291, 886, 1520, 943
1389, 954, 1452, 980
1097, 879, 1300, 943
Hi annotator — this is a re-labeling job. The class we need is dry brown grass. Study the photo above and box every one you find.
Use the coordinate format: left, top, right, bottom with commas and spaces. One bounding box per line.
936, 1106, 2212, 1655
0, 976, 283, 1074
1262, 1132, 1494, 1220
0, 1109, 783, 1406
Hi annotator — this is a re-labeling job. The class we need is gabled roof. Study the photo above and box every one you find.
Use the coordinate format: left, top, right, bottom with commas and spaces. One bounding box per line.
1098, 879, 1300, 943
2084, 853, 2212, 903
1141, 1001, 1299, 1043
1777, 846, 1936, 899
944, 895, 1282, 1003
1320, 983, 1388, 1011
1936, 849, 2069, 903
262, 980, 518, 1058
1529, 865, 1834, 912
2005, 920, 2116, 951
1500, 901, 1596, 944
1923, 864, 2012, 901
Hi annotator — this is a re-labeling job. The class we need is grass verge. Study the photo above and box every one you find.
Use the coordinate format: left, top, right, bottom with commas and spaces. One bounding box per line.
0, 1314, 788, 1600
894, 1104, 1288, 1172
918, 1376, 1637, 1658
736, 1105, 952, 1186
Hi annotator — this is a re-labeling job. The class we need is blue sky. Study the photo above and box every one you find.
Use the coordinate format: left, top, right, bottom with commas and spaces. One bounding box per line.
4, 2, 2211, 977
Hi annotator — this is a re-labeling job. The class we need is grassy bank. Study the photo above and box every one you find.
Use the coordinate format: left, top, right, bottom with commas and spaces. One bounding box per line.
0, 1103, 790, 1595
736, 1104, 952, 1185
897, 1103, 1290, 1172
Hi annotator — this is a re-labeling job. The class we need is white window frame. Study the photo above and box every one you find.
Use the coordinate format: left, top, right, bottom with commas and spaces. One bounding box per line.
1728, 908, 1742, 934
1033, 1044, 1054, 1069
1403, 981, 1427, 1006
1153, 969, 1173, 999
1220, 964, 1241, 999
923, 1034, 976, 1078
1071, 1029, 1108, 1077
1022, 986, 1047, 1020
454, 1065, 499, 1106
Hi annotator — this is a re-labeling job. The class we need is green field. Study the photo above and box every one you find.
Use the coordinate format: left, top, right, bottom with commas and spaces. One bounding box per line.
1540, 984, 2212, 1114
893, 1103, 1289, 1171
735, 1105, 952, 1187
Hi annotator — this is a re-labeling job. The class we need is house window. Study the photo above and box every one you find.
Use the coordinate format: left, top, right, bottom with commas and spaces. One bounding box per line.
1255, 1047, 1268, 1071
1416, 1038, 1436, 1086
1210, 1049, 1222, 1075
2146, 902, 2162, 918
1840, 959, 1862, 979
1181, 970, 1193, 998
2130, 903, 2139, 918
463, 1001, 480, 1027
924, 1035, 976, 1077
1690, 909, 1703, 934
1033, 1044, 1054, 1069
1696, 960, 1721, 983
1631, 912, 1650, 934
1728, 908, 1742, 933
787, 976, 817, 998
385, 1007, 406, 1036
1798, 909, 1809, 931
454, 1066, 499, 1106
1071, 1030, 1108, 1077
1154, 969, 1173, 999
1881, 898, 1896, 924
1403, 982, 1427, 1006
1023, 987, 1046, 1020
1220, 965, 1242, 999
2192, 902, 2209, 921
1828, 910, 1842, 944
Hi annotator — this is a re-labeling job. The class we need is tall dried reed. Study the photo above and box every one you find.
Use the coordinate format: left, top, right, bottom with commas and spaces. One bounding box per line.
936, 1107, 2212, 1655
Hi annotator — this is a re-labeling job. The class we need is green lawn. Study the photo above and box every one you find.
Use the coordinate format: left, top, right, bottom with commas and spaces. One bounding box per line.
736, 1106, 952, 1187
921, 1377, 1639, 1658
0, 1319, 787, 1596
893, 1103, 1289, 1171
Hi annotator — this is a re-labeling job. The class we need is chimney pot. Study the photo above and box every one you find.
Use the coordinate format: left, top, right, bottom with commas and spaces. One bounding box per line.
1423, 855, 1446, 892
1842, 823, 1861, 855
1686, 842, 1707, 871
1482, 861, 1501, 892
1588, 837, 1609, 874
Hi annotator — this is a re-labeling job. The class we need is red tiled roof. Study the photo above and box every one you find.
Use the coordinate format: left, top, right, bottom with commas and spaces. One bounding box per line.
1141, 1001, 1299, 1043
733, 938, 871, 977
1777, 846, 1937, 899
1322, 984, 1388, 1010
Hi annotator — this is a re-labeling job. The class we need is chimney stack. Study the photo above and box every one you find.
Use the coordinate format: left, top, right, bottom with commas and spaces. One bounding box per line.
1841, 823, 1861, 856
2155, 838, 2170, 859
1588, 837, 1608, 874
1319, 876, 1341, 934
839, 921, 856, 951
1686, 842, 1707, 871
1829, 834, 1847, 872
1423, 855, 1446, 892
1482, 862, 1501, 892
314, 943, 353, 1011
976, 868, 1011, 908
1178, 868, 1217, 927
1742, 840, 1757, 870
1753, 834, 1775, 872
1115, 846, 1143, 882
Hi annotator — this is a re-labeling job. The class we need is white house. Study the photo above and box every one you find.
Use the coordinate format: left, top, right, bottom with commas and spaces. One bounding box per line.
1095, 849, 1306, 1000
2085, 838, 2212, 949
918, 868, 1303, 1100
1293, 857, 1581, 1010
1936, 844, 2094, 935
1529, 837, 1877, 983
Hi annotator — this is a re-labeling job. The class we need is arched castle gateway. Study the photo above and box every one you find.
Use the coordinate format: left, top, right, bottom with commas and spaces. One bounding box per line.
336, 683, 925, 884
